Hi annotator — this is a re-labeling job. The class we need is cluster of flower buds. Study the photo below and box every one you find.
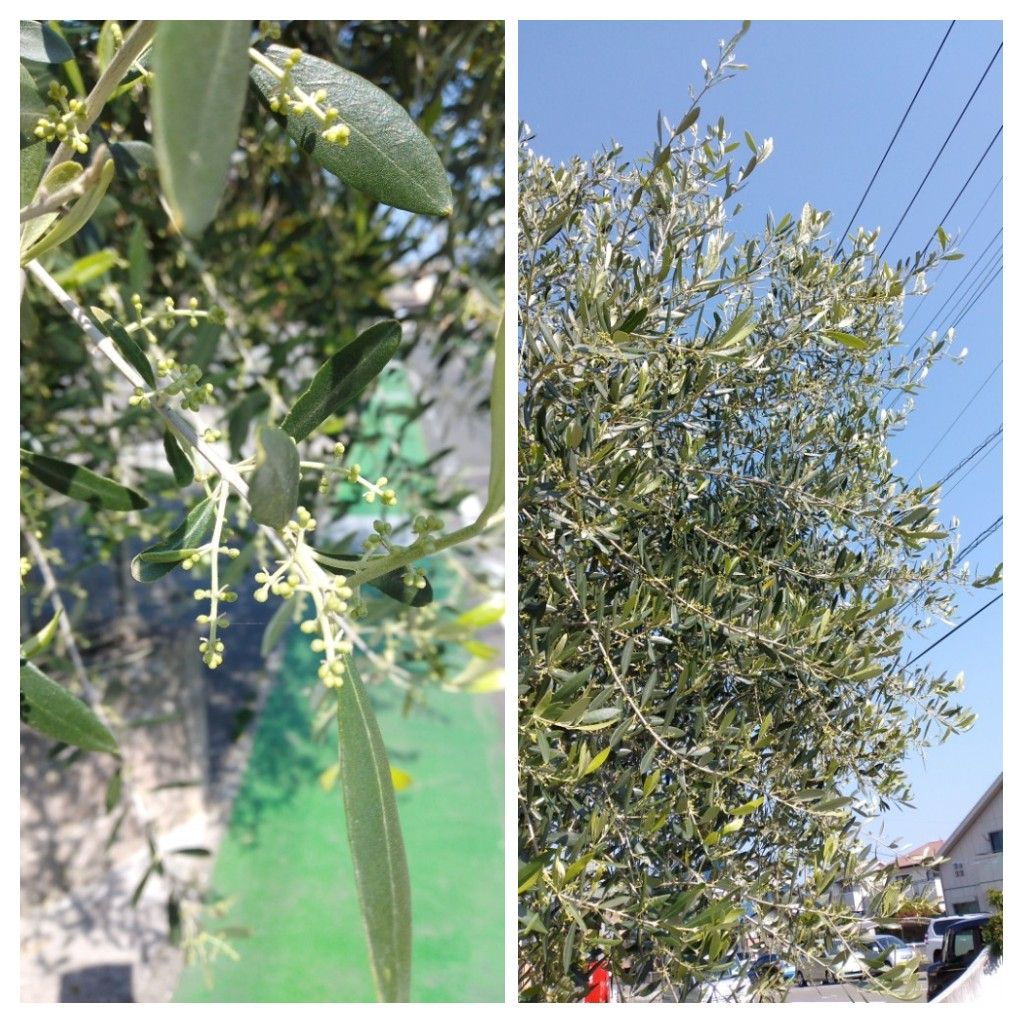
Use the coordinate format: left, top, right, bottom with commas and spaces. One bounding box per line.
315, 442, 397, 505
129, 363, 214, 412
129, 293, 226, 346
33, 83, 90, 153
267, 48, 351, 148
184, 542, 241, 669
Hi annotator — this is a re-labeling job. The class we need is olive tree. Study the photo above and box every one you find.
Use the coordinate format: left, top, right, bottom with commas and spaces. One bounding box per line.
518, 25, 997, 1002
21, 19, 503, 1002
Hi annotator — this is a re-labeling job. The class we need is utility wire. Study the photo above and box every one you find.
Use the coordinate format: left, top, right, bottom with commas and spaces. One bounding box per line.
923, 125, 1002, 253
944, 436, 1001, 499
893, 514, 1002, 618
957, 515, 1003, 562
903, 175, 1002, 333
909, 228, 1002, 341
907, 359, 1002, 478
878, 42, 1003, 260
902, 591, 1001, 668
951, 262, 1002, 330
936, 425, 1002, 488
834, 21, 956, 255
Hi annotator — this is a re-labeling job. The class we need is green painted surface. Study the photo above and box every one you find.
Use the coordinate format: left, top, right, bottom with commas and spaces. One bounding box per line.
174, 633, 503, 1002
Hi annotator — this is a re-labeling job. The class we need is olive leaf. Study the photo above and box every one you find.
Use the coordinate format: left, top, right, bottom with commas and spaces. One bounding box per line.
20, 62, 47, 135
20, 20, 73, 64
20, 661, 119, 756
20, 157, 116, 265
91, 307, 156, 387
336, 659, 411, 1002
162, 428, 195, 488
20, 609, 62, 660
281, 320, 401, 442
131, 495, 217, 582
248, 425, 300, 530
312, 549, 434, 607
21, 449, 148, 511
250, 44, 453, 217
151, 21, 252, 236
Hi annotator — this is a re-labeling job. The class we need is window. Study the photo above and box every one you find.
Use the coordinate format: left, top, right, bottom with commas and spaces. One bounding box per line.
953, 862, 965, 878
952, 930, 978, 960
989, 830, 1003, 854
953, 900, 980, 915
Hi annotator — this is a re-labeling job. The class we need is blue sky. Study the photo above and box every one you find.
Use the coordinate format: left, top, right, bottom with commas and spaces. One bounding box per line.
520, 20, 1003, 856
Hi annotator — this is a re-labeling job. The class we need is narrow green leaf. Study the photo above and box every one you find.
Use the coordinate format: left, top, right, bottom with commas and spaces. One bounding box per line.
250, 44, 453, 217
53, 250, 124, 289
20, 661, 119, 756
582, 746, 612, 776
519, 857, 549, 894
162, 428, 195, 488
452, 598, 504, 629
131, 495, 217, 582
131, 863, 156, 907
281, 320, 402, 442
336, 659, 411, 1002
20, 62, 47, 136
21, 608, 62, 660
822, 329, 873, 351
97, 21, 121, 72
20, 158, 116, 265
674, 106, 700, 135
151, 21, 251, 236
21, 448, 148, 511
248, 425, 300, 530
91, 308, 156, 387
105, 767, 123, 812
128, 219, 152, 294
20, 20, 73, 63
20, 140, 47, 209
311, 549, 434, 607
712, 307, 757, 350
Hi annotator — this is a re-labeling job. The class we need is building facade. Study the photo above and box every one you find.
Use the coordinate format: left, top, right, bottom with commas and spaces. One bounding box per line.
938, 774, 1003, 915
891, 839, 945, 911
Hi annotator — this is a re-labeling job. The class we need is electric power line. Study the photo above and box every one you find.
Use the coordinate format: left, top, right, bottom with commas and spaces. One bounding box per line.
935, 425, 1002, 488
907, 359, 1002, 478
893, 514, 1002, 618
950, 262, 1002, 330
909, 228, 1002, 342
902, 591, 1002, 668
878, 42, 1003, 260
834, 21, 956, 255
923, 124, 1002, 253
944, 436, 1001, 500
902, 175, 1002, 333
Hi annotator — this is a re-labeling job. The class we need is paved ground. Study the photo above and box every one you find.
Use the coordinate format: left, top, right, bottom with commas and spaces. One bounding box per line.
785, 978, 928, 1003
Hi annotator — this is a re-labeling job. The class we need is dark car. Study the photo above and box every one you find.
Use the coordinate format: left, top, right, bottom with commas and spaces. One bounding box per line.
925, 914, 991, 1001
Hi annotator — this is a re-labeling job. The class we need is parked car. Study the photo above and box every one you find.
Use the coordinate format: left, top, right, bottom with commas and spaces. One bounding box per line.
748, 953, 797, 984
699, 958, 754, 1002
795, 942, 869, 985
873, 916, 930, 961
926, 915, 992, 1001
862, 934, 917, 972
923, 915, 985, 963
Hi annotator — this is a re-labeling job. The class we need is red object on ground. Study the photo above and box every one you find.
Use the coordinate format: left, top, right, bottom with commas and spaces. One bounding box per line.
584, 960, 612, 1002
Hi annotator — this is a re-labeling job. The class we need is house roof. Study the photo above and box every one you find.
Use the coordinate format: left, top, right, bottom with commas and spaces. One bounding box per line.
940, 773, 1003, 856
894, 839, 944, 869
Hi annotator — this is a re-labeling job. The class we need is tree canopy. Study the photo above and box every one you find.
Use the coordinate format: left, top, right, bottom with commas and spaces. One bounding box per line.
518, 26, 997, 1002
